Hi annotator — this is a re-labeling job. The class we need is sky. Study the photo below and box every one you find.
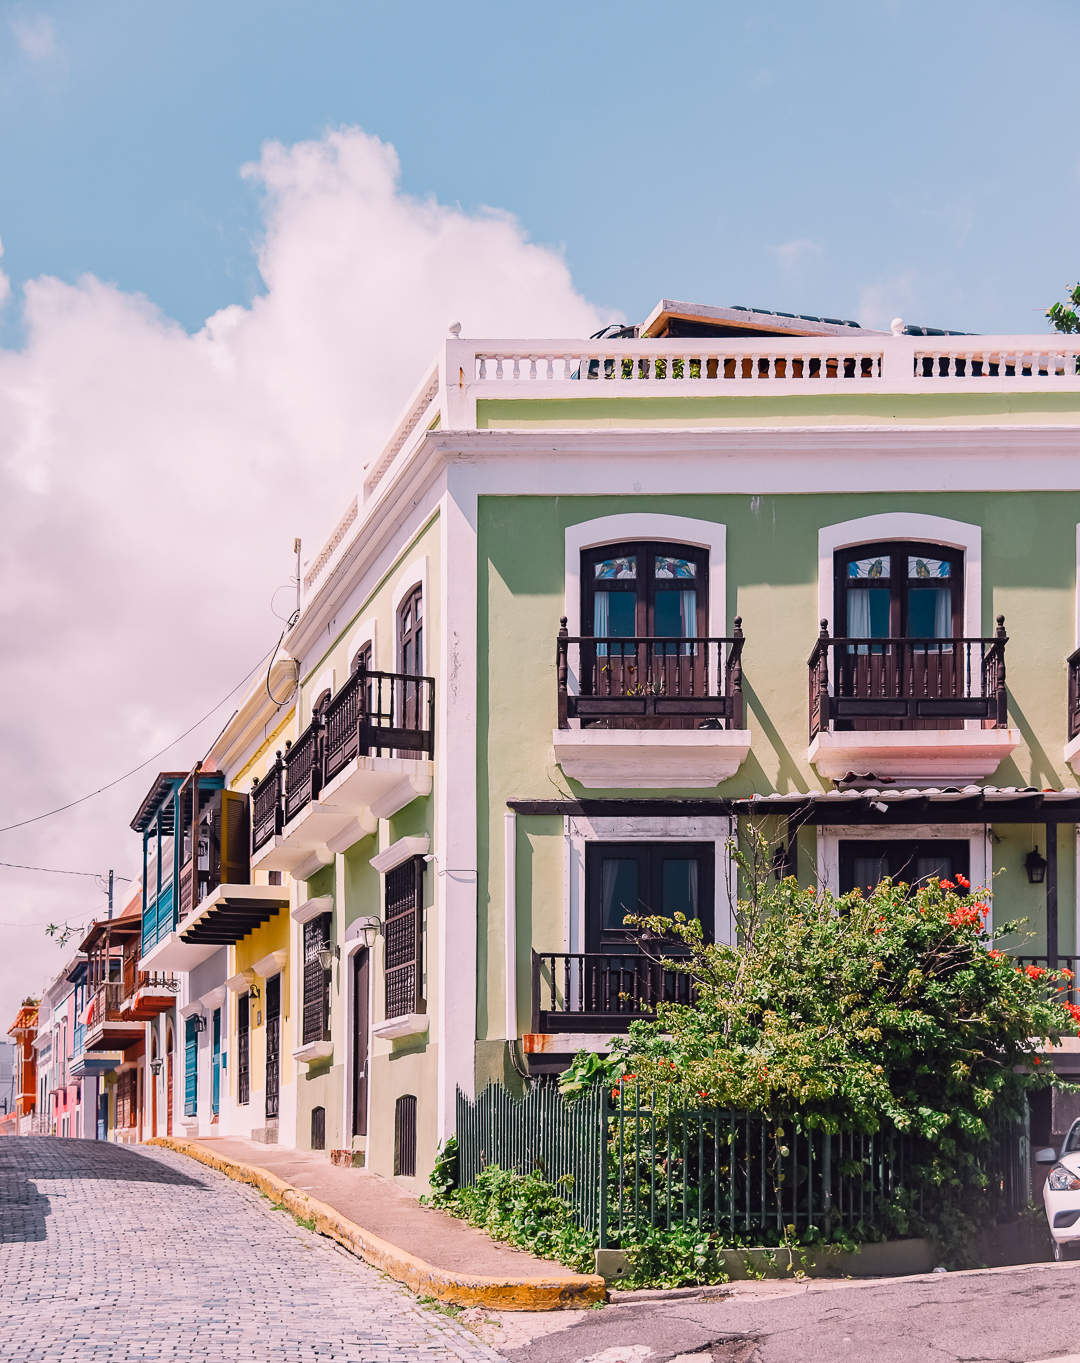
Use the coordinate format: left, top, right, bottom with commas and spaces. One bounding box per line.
1, 0, 1078, 1016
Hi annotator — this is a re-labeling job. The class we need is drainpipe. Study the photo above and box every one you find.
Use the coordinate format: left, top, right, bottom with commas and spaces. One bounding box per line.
1046, 822, 1059, 971
504, 812, 517, 1041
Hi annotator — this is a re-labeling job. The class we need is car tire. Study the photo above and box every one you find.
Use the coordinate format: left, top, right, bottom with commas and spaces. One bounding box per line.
1054, 1239, 1066, 1262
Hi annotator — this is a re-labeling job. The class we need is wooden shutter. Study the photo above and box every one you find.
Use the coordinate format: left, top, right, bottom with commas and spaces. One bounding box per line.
384, 857, 425, 1019
302, 914, 331, 1044
219, 790, 250, 885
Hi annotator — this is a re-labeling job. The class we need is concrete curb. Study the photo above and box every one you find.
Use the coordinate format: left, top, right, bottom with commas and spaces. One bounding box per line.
146, 1137, 605, 1311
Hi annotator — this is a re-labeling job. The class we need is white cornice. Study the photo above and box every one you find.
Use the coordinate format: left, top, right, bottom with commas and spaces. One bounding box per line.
283, 423, 1080, 664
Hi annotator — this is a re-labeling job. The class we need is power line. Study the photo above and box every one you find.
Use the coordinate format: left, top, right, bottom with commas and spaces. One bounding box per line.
0, 862, 132, 879
0, 641, 278, 837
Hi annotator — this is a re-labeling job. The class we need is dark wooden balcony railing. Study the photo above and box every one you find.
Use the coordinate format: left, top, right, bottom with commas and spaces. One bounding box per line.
531, 950, 693, 1033
1068, 649, 1080, 743
808, 616, 1008, 739
556, 619, 744, 730
279, 669, 437, 828
323, 667, 436, 783
251, 753, 285, 853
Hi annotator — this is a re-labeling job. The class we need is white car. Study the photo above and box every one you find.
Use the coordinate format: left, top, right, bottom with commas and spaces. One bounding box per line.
1038, 1122, 1080, 1260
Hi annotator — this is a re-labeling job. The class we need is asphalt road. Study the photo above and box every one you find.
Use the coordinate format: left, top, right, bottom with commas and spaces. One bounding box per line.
498, 1264, 1080, 1363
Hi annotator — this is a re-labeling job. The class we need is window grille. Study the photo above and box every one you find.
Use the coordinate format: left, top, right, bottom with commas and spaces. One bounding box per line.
395, 1094, 417, 1176
265, 974, 280, 1121
303, 913, 332, 1044
384, 857, 425, 1019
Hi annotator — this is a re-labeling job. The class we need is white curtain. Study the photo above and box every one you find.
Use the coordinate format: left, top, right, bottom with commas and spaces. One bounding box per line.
679, 590, 697, 637
687, 859, 698, 920
847, 590, 872, 638
932, 587, 951, 640
602, 858, 621, 930
594, 592, 609, 657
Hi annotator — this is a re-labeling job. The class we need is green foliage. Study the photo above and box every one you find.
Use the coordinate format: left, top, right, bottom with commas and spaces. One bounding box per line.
1047, 283, 1080, 334
619, 1221, 730, 1289
429, 1135, 459, 1196
425, 1164, 596, 1273
558, 1049, 623, 1101
610, 828, 1076, 1264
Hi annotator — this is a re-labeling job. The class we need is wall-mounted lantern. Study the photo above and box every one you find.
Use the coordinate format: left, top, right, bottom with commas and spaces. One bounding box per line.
1026, 848, 1048, 884
318, 943, 342, 972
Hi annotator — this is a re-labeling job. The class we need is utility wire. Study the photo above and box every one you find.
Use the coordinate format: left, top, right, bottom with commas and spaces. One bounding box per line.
0, 641, 279, 837
0, 862, 132, 879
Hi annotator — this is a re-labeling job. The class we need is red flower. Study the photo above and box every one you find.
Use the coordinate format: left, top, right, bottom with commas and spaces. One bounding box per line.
699, 1090, 708, 1099
947, 905, 981, 929
1026, 965, 1048, 981
1034, 1057, 1042, 1065
940, 879, 955, 890
1065, 1002, 1080, 1024
955, 874, 970, 889
1064, 970, 1076, 982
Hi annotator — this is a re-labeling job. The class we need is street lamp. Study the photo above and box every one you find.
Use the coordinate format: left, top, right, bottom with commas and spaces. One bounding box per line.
1026, 848, 1048, 884
318, 943, 341, 972
150, 1057, 163, 1077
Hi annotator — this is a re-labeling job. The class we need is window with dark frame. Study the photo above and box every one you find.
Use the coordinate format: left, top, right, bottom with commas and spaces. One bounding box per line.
303, 914, 332, 1044
834, 541, 964, 641
399, 586, 423, 675
351, 642, 372, 676
584, 841, 715, 954
582, 541, 708, 642
384, 856, 425, 1019
838, 840, 971, 896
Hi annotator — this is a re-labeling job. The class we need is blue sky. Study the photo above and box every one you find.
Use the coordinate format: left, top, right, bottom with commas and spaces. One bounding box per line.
1, 0, 1077, 337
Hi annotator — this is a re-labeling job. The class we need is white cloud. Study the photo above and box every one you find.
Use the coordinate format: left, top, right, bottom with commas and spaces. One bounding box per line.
770, 238, 822, 274
856, 269, 921, 331
0, 126, 613, 1011
11, 12, 57, 61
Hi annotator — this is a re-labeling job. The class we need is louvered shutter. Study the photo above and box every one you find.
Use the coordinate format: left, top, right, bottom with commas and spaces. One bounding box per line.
302, 914, 331, 1044
219, 790, 250, 885
384, 856, 425, 1019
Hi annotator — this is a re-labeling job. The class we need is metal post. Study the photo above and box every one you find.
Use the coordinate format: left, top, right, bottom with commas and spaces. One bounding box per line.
107, 870, 114, 919
1046, 823, 1059, 970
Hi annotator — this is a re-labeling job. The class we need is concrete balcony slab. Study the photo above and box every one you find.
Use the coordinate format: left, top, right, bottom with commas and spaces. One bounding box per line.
809, 728, 1022, 784
552, 727, 751, 789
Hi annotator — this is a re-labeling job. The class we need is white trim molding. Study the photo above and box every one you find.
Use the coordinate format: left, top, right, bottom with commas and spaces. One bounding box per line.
292, 895, 334, 925
817, 512, 982, 636
809, 728, 1021, 785
370, 835, 430, 874
564, 813, 736, 951
292, 1040, 333, 1064
563, 513, 727, 637
372, 1013, 428, 1041
252, 950, 288, 979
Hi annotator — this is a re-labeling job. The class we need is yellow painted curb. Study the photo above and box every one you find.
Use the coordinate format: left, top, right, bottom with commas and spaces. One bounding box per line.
147, 1137, 605, 1311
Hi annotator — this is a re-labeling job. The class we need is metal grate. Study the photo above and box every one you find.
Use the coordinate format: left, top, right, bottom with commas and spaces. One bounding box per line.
237, 995, 250, 1106
303, 915, 331, 1044
311, 1105, 326, 1151
384, 858, 424, 1019
395, 1094, 417, 1177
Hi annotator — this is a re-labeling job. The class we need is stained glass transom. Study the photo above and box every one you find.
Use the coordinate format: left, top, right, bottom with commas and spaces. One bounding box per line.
655, 556, 697, 579
595, 556, 636, 580
908, 556, 951, 579
848, 556, 890, 579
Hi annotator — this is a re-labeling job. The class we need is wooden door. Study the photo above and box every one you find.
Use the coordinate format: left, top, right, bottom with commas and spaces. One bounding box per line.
352, 949, 370, 1137
166, 1050, 173, 1136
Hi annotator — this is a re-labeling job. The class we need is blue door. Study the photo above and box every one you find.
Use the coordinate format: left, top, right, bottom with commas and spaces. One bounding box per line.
211, 1009, 221, 1115
184, 1016, 198, 1117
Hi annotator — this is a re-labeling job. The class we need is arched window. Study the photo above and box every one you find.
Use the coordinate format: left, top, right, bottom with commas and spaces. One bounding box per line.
582, 541, 708, 642
398, 586, 423, 675
834, 541, 963, 640
350, 642, 372, 677
312, 688, 332, 717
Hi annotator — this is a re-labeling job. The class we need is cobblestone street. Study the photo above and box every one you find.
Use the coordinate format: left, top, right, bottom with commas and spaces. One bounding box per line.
0, 1139, 505, 1363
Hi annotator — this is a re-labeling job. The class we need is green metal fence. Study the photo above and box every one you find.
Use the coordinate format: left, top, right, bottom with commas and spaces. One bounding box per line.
456, 1080, 1028, 1250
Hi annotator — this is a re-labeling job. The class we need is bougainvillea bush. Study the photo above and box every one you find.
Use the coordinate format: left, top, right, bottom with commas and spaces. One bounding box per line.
610, 831, 1079, 1263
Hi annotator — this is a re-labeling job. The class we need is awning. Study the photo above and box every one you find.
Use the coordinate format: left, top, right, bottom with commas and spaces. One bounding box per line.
732, 785, 1080, 825
176, 883, 290, 947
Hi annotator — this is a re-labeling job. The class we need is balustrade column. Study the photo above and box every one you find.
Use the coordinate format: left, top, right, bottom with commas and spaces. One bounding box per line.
557, 618, 569, 730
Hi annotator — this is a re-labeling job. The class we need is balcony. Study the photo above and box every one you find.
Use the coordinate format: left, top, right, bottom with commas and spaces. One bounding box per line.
526, 950, 690, 1074
807, 618, 1020, 784
553, 623, 749, 788
120, 971, 179, 1020
83, 983, 146, 1052
1065, 650, 1080, 776
253, 669, 435, 874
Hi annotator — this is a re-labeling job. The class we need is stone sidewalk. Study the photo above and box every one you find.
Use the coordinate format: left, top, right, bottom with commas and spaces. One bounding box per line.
0, 1136, 506, 1362
188, 1136, 581, 1281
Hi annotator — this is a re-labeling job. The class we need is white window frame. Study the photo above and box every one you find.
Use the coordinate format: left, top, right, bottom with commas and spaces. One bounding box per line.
564, 814, 737, 952
818, 512, 982, 637
817, 823, 994, 925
